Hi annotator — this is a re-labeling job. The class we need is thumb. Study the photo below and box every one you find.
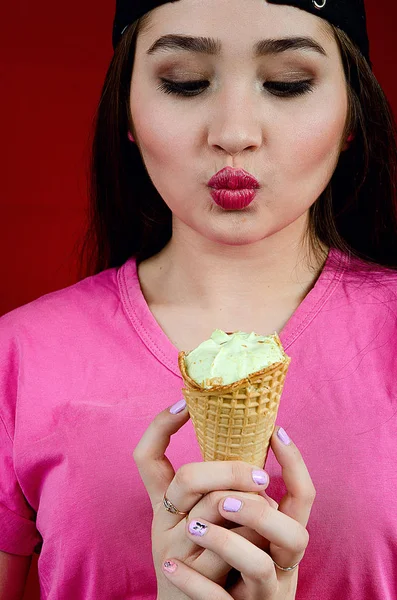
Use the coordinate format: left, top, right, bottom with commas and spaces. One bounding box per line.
133, 399, 190, 505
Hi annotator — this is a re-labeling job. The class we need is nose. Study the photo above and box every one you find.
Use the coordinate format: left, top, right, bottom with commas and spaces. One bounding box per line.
207, 86, 263, 157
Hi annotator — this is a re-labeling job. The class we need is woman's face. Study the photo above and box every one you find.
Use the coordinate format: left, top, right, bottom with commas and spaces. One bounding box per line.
130, 0, 348, 246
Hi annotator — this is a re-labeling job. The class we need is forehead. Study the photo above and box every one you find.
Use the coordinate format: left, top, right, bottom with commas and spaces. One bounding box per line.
137, 0, 333, 49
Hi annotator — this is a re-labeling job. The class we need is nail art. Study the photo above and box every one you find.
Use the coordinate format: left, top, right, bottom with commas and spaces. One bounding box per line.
223, 497, 242, 512
277, 427, 292, 445
169, 399, 187, 414
188, 520, 208, 536
252, 469, 269, 485
163, 560, 177, 573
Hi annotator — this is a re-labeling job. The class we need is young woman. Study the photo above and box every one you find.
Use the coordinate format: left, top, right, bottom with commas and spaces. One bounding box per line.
1, 0, 396, 598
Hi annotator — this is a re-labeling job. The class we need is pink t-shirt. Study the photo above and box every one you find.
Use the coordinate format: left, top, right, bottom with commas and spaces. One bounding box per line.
1, 247, 396, 599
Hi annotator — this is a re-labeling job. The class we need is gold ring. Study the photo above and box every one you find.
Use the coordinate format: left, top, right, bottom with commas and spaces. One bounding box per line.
270, 556, 302, 572
163, 494, 188, 516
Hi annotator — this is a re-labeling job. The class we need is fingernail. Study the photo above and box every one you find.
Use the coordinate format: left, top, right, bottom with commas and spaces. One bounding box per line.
169, 399, 186, 414
223, 497, 242, 512
277, 427, 292, 445
163, 560, 177, 573
252, 469, 269, 485
188, 520, 208, 536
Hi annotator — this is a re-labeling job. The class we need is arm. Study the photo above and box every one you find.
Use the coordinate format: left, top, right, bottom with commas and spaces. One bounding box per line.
0, 320, 40, 599
0, 550, 32, 600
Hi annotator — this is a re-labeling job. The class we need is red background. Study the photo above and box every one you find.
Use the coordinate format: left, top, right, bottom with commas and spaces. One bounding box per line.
1, 1, 396, 598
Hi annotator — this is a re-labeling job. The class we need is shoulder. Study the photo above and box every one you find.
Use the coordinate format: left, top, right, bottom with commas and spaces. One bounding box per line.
0, 265, 122, 345
332, 254, 397, 330
341, 254, 397, 298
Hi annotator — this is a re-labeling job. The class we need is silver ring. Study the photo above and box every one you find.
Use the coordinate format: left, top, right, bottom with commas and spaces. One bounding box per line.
163, 494, 188, 516
271, 556, 302, 572
312, 0, 326, 9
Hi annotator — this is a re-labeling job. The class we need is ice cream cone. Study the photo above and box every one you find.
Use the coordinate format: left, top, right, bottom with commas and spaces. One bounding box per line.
178, 333, 291, 468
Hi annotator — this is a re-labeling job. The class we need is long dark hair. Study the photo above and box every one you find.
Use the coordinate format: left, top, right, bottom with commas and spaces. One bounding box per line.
79, 17, 397, 277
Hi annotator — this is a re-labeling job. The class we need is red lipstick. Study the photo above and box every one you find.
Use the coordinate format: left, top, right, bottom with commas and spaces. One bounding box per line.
207, 167, 260, 210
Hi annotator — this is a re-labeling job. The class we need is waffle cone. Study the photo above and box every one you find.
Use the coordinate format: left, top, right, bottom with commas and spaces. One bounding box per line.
178, 333, 291, 468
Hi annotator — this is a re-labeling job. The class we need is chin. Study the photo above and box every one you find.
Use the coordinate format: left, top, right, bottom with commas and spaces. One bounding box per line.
203, 225, 269, 247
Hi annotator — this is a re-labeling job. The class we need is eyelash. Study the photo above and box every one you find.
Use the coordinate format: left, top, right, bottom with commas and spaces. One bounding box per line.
157, 78, 314, 98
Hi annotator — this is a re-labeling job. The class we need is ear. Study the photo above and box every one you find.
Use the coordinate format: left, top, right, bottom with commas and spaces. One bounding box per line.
341, 132, 355, 152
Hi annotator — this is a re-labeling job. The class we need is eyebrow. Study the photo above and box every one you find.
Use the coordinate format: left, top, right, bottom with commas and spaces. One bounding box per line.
146, 34, 327, 58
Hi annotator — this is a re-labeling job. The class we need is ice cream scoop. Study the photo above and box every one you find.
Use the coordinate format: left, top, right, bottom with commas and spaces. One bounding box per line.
184, 329, 285, 388
178, 330, 291, 467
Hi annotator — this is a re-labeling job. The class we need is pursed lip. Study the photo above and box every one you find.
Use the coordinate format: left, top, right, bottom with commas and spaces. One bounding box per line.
207, 167, 260, 190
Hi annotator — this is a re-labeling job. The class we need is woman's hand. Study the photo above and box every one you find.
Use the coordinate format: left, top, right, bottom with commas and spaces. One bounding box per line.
133, 400, 272, 599
167, 428, 315, 600
133, 400, 315, 600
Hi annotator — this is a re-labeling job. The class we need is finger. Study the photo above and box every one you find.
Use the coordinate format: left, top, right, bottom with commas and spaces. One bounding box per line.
162, 559, 232, 600
165, 461, 270, 519
166, 489, 269, 576
228, 525, 269, 550
271, 427, 316, 527
186, 480, 270, 526
186, 489, 272, 549
132, 400, 190, 502
258, 490, 279, 509
184, 518, 278, 596
216, 492, 309, 564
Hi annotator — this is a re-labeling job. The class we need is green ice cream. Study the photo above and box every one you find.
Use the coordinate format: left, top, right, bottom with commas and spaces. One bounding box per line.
184, 329, 285, 388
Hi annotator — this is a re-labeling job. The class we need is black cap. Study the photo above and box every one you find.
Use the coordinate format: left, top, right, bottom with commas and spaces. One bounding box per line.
112, 0, 370, 66
267, 0, 370, 64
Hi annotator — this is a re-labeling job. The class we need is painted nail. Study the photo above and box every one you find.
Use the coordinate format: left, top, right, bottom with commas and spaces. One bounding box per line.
163, 560, 177, 573
223, 497, 242, 512
277, 427, 292, 445
252, 469, 269, 485
169, 399, 187, 414
188, 520, 208, 536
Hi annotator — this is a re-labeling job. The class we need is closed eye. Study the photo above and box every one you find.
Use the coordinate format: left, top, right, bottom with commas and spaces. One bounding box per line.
157, 78, 315, 98
158, 79, 210, 96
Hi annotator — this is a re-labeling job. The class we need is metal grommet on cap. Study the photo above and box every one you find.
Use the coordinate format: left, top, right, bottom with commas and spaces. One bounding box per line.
312, 0, 327, 9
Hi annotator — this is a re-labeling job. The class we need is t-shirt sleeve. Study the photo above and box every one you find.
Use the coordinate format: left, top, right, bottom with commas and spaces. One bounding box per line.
0, 314, 42, 556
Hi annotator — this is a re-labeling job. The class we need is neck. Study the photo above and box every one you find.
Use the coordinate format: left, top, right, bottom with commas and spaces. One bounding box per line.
139, 214, 329, 319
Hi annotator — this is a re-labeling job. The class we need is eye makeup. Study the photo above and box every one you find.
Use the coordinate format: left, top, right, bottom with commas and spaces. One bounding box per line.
157, 77, 315, 98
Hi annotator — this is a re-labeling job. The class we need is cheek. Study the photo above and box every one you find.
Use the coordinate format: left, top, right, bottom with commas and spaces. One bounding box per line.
130, 87, 196, 208
130, 88, 190, 168
137, 113, 192, 179
305, 115, 344, 165
282, 92, 347, 174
